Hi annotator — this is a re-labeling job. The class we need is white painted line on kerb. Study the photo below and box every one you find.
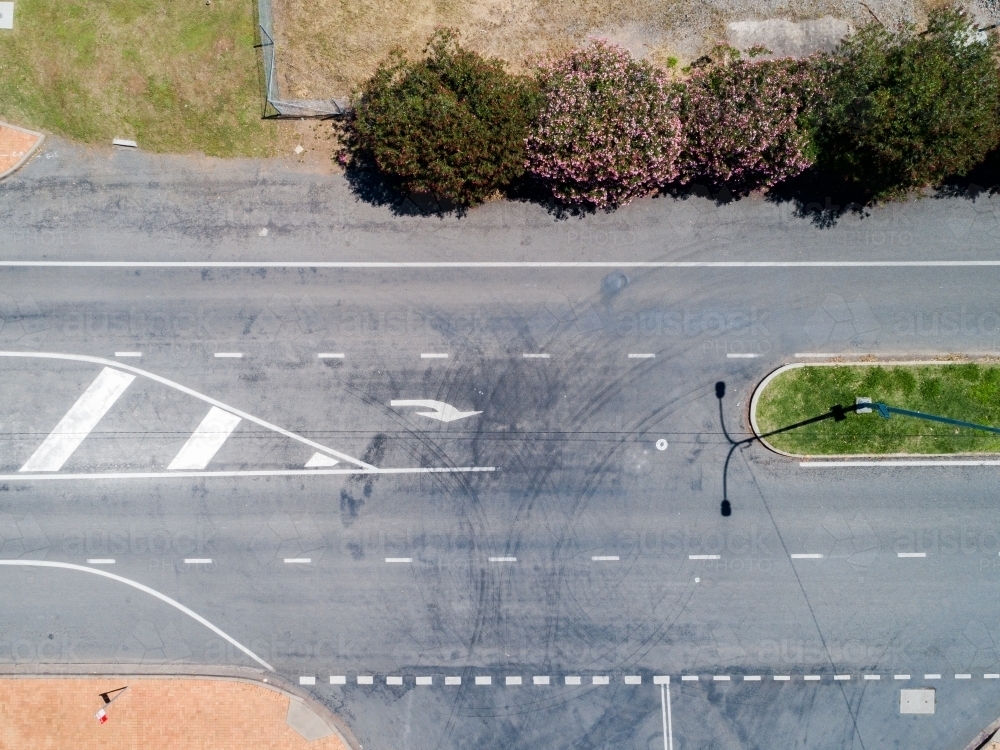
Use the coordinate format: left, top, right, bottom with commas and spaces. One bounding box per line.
689, 554, 720, 560
317, 353, 345, 359
213, 352, 243, 358
802, 460, 1000, 467
86, 559, 114, 564
791, 554, 824, 559
21, 367, 135, 472
184, 558, 212, 564
167, 406, 241, 471
592, 556, 620, 561
114, 352, 141, 358
628, 353, 655, 359
385, 557, 412, 563
489, 556, 516, 562
283, 558, 311, 564
15, 260, 1000, 268
523, 353, 550, 359
726, 353, 758, 359
898, 552, 927, 558
420, 353, 448, 359
0, 559, 273, 670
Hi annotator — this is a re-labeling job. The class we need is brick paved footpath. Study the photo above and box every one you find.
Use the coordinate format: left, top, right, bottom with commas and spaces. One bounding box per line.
0, 677, 348, 750
0, 122, 44, 175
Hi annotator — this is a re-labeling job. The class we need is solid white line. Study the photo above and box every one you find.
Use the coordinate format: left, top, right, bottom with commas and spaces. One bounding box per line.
628, 353, 655, 359
317, 353, 345, 359
86, 559, 114, 564
802, 460, 1000, 467
21, 367, 136, 472
421, 353, 448, 359
791, 554, 823, 559
8, 260, 1000, 268
689, 554, 720, 560
0, 559, 273, 670
522, 353, 550, 359
167, 406, 241, 471
214, 352, 243, 358
283, 558, 311, 564
385, 558, 412, 563
660, 681, 672, 750
0, 466, 497, 481
184, 558, 212, 564
489, 556, 516, 562
114, 352, 141, 358
0, 352, 374, 469
592, 556, 620, 561
726, 353, 758, 359
898, 552, 927, 558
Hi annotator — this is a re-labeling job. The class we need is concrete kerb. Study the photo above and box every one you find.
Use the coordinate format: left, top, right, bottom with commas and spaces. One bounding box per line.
964, 715, 1000, 750
0, 121, 45, 181
748, 358, 1000, 460
0, 663, 360, 750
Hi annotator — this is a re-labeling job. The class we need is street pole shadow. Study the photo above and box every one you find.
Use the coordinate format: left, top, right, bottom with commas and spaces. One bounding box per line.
716, 381, 860, 517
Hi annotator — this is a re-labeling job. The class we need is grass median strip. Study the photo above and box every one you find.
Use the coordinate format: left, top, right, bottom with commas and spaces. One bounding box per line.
755, 363, 1000, 455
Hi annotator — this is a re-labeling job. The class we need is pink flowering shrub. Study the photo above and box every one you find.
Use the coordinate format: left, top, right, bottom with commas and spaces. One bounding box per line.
526, 42, 683, 209
679, 47, 824, 193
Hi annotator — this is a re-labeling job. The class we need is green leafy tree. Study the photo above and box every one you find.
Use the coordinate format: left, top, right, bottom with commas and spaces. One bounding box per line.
350, 29, 540, 207
815, 8, 1000, 200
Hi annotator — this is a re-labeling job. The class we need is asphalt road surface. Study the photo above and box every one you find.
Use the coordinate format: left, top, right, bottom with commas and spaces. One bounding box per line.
2, 141, 1000, 750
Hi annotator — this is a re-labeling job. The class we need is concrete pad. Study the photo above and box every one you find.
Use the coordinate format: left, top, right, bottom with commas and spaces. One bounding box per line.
727, 17, 854, 58
900, 688, 935, 715
286, 698, 336, 741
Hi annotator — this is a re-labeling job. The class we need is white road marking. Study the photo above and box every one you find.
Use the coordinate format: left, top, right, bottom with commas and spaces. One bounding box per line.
533, 676, 549, 685
184, 558, 212, 564
445, 677, 461, 685
803, 460, 1000, 467
956, 674, 972, 679
506, 676, 522, 686
21, 367, 135, 472
656, 438, 668, 451
661, 677, 674, 750
0, 559, 273, 670
681, 676, 698, 682
804, 675, 821, 681
387, 676, 402, 686
713, 676, 731, 681
522, 353, 550, 359
624, 676, 641, 685
986, 674, 1000, 679
489, 556, 516, 562
475, 676, 491, 685
385, 558, 412, 563
565, 676, 582, 685
773, 676, 790, 681
283, 558, 311, 564
653, 676, 670, 685
894, 674, 910, 680
834, 675, 851, 681
357, 676, 373, 685
592, 556, 620, 561
304, 452, 339, 468
864, 675, 880, 680
390, 400, 481, 423
593, 676, 610, 685
3, 466, 496, 481
689, 554, 720, 560
213, 352, 243, 358
791, 554, 823, 559
420, 353, 448, 359
86, 559, 114, 564
0, 352, 375, 469
898, 552, 927, 558
317, 353, 345, 359
167, 406, 241, 471
726, 353, 758, 359
114, 352, 141, 358
628, 353, 655, 359
16, 260, 1000, 268
299, 676, 315, 685
924, 674, 941, 679
330, 676, 346, 685
744, 676, 761, 681
416, 676, 432, 686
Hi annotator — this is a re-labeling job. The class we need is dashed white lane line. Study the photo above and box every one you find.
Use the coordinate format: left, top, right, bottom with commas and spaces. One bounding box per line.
114, 352, 142, 358
317, 353, 345, 359
924, 674, 941, 680
522, 353, 551, 359
506, 676, 522, 686
956, 674, 972, 679
357, 676, 374, 685
21, 367, 136, 473
184, 558, 212, 564
593, 676, 610, 685
894, 674, 911, 680
864, 675, 881, 680
592, 556, 620, 561
385, 557, 412, 563
533, 676, 550, 685
681, 676, 698, 682
283, 558, 311, 564
420, 353, 448, 359
744, 676, 761, 681
299, 676, 316, 685
689, 554, 720, 560
804, 675, 821, 681
213, 352, 243, 358
566, 676, 582, 685
835, 675, 851, 681
713, 675, 730, 681
898, 552, 927, 558
726, 353, 759, 359
628, 353, 655, 359
86, 559, 115, 564
387, 676, 402, 686
167, 406, 242, 471
790, 554, 824, 559
773, 676, 790, 681
986, 674, 1000, 679
489, 556, 517, 562
445, 676, 461, 686
475, 676, 492, 686
330, 676, 346, 685
416, 676, 432, 686
624, 676, 642, 685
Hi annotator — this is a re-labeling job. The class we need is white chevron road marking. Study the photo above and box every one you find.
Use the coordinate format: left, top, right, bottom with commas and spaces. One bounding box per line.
168, 406, 242, 470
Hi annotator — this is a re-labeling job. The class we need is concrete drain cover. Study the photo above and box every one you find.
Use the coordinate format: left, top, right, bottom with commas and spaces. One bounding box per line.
900, 688, 935, 714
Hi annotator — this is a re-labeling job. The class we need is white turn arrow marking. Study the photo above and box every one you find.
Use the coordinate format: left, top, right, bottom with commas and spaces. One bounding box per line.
391, 400, 482, 423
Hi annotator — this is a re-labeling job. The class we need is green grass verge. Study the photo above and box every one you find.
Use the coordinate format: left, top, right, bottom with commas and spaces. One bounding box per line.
755, 363, 1000, 455
0, 0, 288, 156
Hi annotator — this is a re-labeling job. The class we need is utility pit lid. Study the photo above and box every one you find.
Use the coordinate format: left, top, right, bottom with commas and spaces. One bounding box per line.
900, 688, 935, 714
0, 3, 14, 29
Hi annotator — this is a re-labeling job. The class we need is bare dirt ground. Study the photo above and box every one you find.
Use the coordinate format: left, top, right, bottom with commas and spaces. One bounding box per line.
270, 0, 976, 100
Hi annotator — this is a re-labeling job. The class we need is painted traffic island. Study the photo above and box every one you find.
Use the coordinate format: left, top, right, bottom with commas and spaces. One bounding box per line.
751, 361, 1000, 457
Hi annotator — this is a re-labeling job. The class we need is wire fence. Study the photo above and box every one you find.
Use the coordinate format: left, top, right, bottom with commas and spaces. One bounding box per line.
257, 0, 347, 117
